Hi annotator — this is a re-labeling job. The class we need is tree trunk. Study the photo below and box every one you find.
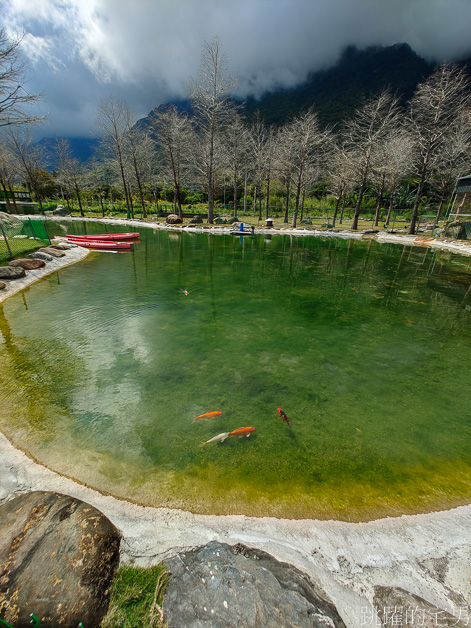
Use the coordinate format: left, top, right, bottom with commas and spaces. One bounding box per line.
374, 174, 385, 226
176, 184, 183, 219
243, 172, 248, 214
409, 155, 430, 235
284, 181, 290, 223
456, 193, 468, 217
127, 183, 134, 219
233, 167, 238, 219
339, 194, 346, 224
385, 181, 397, 226
351, 180, 366, 230
0, 178, 11, 211
265, 172, 271, 220
118, 161, 131, 219
207, 138, 214, 223
433, 195, 446, 230
10, 186, 18, 212
332, 194, 342, 228
135, 168, 147, 218
291, 176, 302, 228
300, 185, 306, 221
75, 183, 84, 217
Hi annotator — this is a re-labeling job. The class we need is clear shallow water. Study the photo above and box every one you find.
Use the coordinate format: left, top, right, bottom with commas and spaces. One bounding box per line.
1, 223, 471, 520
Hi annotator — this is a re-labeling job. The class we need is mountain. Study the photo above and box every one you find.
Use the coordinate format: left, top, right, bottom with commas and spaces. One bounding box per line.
43, 43, 469, 163
243, 43, 433, 127
36, 137, 100, 170
134, 43, 434, 134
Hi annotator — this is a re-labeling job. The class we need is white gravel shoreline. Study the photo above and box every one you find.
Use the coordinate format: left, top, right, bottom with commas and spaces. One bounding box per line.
1, 216, 471, 626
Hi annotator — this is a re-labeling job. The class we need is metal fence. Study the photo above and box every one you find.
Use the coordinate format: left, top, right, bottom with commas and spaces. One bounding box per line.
0, 216, 51, 263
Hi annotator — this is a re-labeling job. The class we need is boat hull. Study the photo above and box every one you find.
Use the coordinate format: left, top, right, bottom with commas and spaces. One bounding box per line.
54, 237, 131, 249
65, 232, 140, 241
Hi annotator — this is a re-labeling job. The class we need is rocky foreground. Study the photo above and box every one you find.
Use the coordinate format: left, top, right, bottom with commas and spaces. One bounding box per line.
1, 491, 470, 627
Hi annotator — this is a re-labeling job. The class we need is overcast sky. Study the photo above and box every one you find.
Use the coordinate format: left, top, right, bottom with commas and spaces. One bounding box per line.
3, 0, 471, 139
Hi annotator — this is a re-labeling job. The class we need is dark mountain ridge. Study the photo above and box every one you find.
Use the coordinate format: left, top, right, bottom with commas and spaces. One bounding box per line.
36, 137, 100, 169
243, 43, 434, 127
42, 43, 471, 163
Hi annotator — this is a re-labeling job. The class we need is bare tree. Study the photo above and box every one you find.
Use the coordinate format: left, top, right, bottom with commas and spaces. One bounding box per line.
0, 29, 43, 127
84, 157, 112, 216
124, 123, 154, 218
326, 144, 355, 227
277, 110, 329, 228
408, 64, 470, 234
6, 127, 47, 211
151, 105, 192, 219
340, 90, 401, 230
381, 130, 414, 226
0, 140, 19, 211
429, 110, 471, 227
96, 97, 133, 218
54, 137, 85, 216
189, 36, 238, 223
224, 111, 250, 220
248, 112, 267, 219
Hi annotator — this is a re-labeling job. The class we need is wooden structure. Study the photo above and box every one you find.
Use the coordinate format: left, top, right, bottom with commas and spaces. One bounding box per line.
0, 189, 39, 214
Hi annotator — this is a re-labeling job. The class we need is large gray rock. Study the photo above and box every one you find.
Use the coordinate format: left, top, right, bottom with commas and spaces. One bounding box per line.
8, 258, 46, 270
0, 491, 121, 628
163, 541, 346, 628
0, 266, 26, 279
53, 205, 70, 216
189, 215, 203, 224
374, 586, 468, 627
38, 246, 66, 258
28, 251, 54, 262
166, 213, 183, 225
442, 220, 468, 240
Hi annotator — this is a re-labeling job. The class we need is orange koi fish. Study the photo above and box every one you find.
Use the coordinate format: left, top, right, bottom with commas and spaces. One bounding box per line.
227, 427, 256, 438
202, 426, 256, 445
277, 408, 291, 427
192, 411, 222, 422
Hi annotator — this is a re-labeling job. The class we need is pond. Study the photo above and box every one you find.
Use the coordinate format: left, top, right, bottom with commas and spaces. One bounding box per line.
1, 223, 471, 521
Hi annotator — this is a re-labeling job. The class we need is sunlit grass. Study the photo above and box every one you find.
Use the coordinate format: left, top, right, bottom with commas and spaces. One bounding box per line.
101, 563, 169, 628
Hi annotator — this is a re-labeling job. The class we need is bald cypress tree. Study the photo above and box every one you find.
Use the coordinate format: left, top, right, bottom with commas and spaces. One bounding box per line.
189, 36, 238, 224
340, 90, 401, 230
408, 64, 470, 234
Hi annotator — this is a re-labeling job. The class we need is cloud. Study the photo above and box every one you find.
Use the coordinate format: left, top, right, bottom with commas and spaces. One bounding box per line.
2, 0, 471, 138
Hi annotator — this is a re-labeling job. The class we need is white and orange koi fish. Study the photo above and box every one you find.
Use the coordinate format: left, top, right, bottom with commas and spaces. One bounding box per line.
202, 427, 255, 445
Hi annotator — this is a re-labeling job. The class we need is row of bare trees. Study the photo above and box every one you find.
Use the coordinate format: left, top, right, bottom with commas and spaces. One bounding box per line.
144, 40, 471, 234
1, 33, 471, 235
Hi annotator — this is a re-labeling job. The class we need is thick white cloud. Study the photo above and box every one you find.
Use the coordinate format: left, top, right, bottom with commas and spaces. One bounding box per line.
2, 0, 471, 138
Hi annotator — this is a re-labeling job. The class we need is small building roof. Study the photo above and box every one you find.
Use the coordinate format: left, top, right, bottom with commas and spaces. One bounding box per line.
455, 175, 471, 194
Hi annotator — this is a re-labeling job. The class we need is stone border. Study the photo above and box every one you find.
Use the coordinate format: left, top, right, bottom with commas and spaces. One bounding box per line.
0, 244, 90, 304
1, 216, 471, 626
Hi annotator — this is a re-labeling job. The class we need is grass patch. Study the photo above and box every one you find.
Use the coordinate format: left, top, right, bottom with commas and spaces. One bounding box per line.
0, 240, 45, 263
101, 563, 169, 628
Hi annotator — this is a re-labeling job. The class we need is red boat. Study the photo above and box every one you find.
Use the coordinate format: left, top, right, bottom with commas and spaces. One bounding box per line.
54, 237, 131, 250
65, 232, 140, 241
72, 240, 131, 250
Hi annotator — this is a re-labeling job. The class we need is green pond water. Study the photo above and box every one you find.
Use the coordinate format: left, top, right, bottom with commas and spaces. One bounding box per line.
1, 223, 471, 521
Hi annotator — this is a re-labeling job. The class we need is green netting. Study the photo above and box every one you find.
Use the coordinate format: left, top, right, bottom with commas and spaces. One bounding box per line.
0, 214, 50, 262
